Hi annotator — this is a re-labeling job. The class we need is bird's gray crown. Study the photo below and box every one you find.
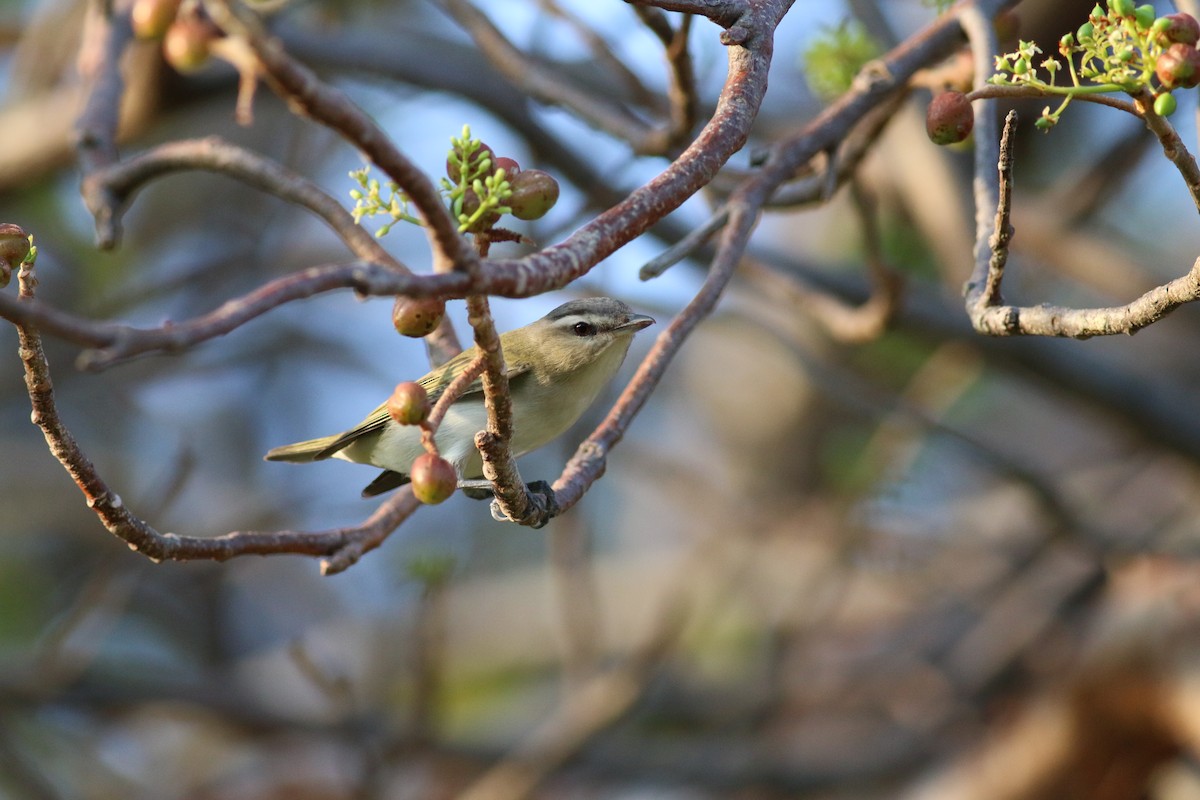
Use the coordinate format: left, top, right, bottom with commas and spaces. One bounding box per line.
543, 297, 633, 324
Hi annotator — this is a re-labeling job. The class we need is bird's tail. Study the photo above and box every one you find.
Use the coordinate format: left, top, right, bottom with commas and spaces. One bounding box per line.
263, 435, 344, 463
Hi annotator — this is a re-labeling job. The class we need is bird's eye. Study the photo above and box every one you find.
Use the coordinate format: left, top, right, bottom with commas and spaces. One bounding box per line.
572, 321, 596, 337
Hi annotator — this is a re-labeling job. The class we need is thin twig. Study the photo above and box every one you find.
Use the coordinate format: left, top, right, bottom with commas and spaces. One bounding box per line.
201, 0, 477, 277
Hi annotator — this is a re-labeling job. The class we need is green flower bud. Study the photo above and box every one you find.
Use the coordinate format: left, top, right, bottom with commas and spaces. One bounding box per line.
1154, 91, 1178, 116
1109, 0, 1135, 17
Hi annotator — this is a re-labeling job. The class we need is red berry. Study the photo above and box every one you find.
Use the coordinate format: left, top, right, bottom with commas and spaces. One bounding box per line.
459, 189, 500, 232
392, 296, 445, 337
1157, 42, 1200, 89
926, 91, 974, 145
387, 382, 431, 426
410, 453, 457, 504
494, 157, 521, 177
506, 170, 560, 220
1158, 13, 1200, 46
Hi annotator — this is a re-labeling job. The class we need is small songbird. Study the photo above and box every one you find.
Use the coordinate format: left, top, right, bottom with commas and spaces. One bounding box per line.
265, 297, 655, 497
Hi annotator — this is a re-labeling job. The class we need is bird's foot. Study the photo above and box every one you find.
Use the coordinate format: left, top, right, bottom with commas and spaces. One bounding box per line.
485, 479, 559, 528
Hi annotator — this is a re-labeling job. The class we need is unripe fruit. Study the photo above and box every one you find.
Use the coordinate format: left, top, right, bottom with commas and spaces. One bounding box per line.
387, 382, 431, 425
392, 295, 445, 337
163, 17, 215, 72
1109, 0, 1135, 17
926, 91, 974, 145
1134, 4, 1155, 30
446, 142, 494, 183
410, 453, 457, 504
1154, 91, 1178, 117
1156, 13, 1200, 46
131, 0, 181, 40
0, 223, 29, 289
494, 157, 521, 178
507, 169, 560, 220
459, 189, 501, 232
1156, 43, 1200, 89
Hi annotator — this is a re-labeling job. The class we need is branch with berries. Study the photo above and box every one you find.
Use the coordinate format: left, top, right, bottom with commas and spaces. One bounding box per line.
940, 1, 1200, 338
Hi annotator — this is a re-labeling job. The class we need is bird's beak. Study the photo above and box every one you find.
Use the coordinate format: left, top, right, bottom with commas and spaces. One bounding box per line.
618, 313, 655, 333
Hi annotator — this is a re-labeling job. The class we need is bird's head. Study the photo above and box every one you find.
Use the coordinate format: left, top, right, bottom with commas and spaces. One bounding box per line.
509, 297, 655, 375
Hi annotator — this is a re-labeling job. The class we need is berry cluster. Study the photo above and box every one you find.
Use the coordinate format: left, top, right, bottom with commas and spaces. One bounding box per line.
927, 3, 1200, 146
441, 127, 560, 234
989, 2, 1200, 130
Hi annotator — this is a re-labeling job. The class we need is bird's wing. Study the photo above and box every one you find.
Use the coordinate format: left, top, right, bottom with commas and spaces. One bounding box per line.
308, 351, 533, 460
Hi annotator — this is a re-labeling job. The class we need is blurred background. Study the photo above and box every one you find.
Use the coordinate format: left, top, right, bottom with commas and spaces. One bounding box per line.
3, 0, 1200, 797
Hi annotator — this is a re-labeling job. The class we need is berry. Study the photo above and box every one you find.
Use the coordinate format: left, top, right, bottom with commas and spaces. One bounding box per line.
459, 189, 501, 232
0, 223, 29, 289
392, 296, 445, 337
387, 382, 431, 426
163, 17, 215, 72
1134, 4, 1155, 30
926, 91, 974, 145
1156, 13, 1200, 46
131, 0, 181, 40
1109, 0, 1135, 18
1157, 43, 1200, 89
494, 157, 521, 178
1154, 91, 1178, 117
410, 453, 457, 504
446, 141, 494, 184
507, 170, 560, 220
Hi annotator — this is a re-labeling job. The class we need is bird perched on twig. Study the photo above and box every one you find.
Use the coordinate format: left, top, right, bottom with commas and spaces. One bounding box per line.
265, 297, 654, 498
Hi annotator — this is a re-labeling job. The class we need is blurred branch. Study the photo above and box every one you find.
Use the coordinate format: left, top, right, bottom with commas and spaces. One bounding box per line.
437, 0, 665, 154
72, 2, 131, 179
633, 6, 699, 149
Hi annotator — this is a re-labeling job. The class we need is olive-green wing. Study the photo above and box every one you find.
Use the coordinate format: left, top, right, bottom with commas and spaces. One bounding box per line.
265, 349, 531, 463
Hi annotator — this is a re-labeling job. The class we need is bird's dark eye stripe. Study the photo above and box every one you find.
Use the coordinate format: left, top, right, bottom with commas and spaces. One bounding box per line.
572, 321, 596, 336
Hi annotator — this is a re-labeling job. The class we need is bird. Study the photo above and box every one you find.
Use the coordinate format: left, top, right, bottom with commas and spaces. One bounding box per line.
264, 297, 655, 497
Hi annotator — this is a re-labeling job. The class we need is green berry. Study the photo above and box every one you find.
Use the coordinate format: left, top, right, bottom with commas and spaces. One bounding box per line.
1078, 21, 1095, 41
1154, 91, 1178, 116
1109, 0, 1135, 18
506, 170, 560, 220
1135, 5, 1156, 29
